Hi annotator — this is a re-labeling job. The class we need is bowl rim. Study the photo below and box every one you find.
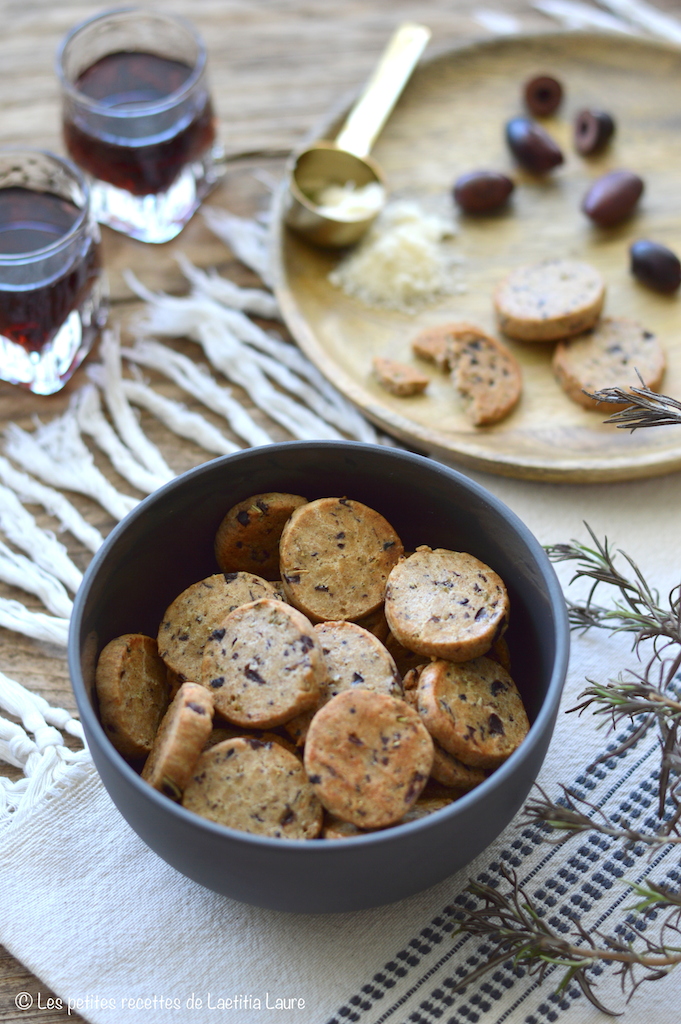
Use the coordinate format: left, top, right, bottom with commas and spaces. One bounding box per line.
68, 440, 570, 850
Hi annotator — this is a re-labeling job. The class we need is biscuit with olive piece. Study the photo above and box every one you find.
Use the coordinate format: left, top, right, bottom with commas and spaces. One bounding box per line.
322, 790, 456, 837
204, 726, 299, 757
285, 620, 403, 746
444, 324, 522, 426
183, 737, 323, 839
397, 790, 457, 824
416, 657, 530, 769
95, 633, 170, 760
279, 497, 403, 622
430, 741, 487, 791
141, 682, 214, 800
552, 317, 665, 411
411, 321, 523, 425
355, 603, 390, 643
157, 571, 278, 685
321, 813, 366, 839
304, 690, 434, 829
200, 597, 325, 728
494, 258, 605, 342
214, 491, 307, 580
384, 547, 509, 661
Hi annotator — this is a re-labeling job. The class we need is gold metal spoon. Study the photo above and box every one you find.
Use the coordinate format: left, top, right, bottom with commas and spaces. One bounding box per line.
283, 22, 431, 248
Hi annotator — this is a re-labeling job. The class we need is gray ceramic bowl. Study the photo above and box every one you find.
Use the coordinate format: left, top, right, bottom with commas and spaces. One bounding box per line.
69, 441, 569, 913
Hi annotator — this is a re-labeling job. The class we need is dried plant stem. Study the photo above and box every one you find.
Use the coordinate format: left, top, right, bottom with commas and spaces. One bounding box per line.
451, 867, 681, 1015
587, 383, 681, 430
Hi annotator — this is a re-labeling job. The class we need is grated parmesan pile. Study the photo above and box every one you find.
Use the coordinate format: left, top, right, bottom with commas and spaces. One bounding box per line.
328, 199, 457, 312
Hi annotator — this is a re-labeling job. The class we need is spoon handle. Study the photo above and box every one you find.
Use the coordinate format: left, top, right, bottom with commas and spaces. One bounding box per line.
334, 23, 431, 159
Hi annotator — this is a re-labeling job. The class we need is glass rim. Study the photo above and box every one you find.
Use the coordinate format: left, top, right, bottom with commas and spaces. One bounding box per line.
0, 147, 90, 265
55, 6, 209, 119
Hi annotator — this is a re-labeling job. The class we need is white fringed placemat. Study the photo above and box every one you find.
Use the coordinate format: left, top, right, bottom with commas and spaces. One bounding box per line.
4, 0, 681, 1006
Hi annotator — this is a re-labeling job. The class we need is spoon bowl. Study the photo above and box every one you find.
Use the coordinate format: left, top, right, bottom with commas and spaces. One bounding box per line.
283, 23, 430, 248
285, 142, 385, 248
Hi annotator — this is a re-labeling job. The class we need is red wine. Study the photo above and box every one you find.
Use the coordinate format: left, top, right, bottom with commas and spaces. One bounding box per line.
0, 188, 101, 352
63, 51, 216, 196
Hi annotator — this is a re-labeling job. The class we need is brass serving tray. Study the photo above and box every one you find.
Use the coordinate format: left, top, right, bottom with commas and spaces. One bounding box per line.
271, 31, 681, 482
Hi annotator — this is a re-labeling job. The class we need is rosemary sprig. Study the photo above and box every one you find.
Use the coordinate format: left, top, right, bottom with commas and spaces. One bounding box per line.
450, 866, 681, 1015
523, 784, 681, 848
585, 383, 681, 430
571, 670, 681, 728
452, 527, 681, 1013
546, 525, 681, 657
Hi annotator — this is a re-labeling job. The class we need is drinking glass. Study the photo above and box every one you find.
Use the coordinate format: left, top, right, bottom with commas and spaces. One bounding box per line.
56, 7, 222, 243
0, 149, 107, 395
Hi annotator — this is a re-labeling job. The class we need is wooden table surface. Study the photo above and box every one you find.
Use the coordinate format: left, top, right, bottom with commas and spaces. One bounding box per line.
1, 1, 680, 1020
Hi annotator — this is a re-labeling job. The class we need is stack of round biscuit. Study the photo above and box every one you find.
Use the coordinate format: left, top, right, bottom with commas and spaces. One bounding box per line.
95, 491, 531, 841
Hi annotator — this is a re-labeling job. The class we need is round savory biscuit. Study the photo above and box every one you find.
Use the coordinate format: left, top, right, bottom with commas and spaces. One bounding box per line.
395, 791, 456, 824
279, 497, 404, 622
157, 572, 277, 684
214, 491, 307, 580
304, 689, 434, 829
416, 657, 530, 769
488, 635, 512, 673
183, 737, 322, 838
494, 259, 605, 341
285, 620, 403, 746
203, 726, 299, 757
141, 682, 214, 799
430, 741, 487, 791
384, 547, 509, 661
95, 633, 170, 760
200, 598, 325, 728
354, 604, 390, 643
385, 631, 429, 678
321, 813, 366, 839
552, 317, 666, 410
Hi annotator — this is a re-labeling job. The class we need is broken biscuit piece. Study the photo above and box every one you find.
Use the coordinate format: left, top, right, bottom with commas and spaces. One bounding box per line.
372, 356, 429, 396
446, 324, 522, 426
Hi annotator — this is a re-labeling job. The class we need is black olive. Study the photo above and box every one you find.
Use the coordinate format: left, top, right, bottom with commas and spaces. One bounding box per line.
453, 170, 515, 213
524, 75, 563, 116
574, 109, 616, 156
505, 116, 564, 174
630, 240, 681, 293
582, 170, 643, 227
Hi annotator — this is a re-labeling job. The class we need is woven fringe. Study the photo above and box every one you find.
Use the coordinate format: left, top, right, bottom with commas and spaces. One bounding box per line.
0, 201, 389, 827
0, 670, 89, 826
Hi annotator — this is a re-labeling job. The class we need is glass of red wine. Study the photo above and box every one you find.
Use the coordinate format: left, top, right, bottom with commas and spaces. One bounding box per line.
0, 149, 107, 395
56, 8, 222, 244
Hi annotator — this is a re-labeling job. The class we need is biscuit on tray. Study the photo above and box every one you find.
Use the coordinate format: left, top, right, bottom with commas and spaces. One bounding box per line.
552, 316, 665, 410
493, 258, 605, 341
